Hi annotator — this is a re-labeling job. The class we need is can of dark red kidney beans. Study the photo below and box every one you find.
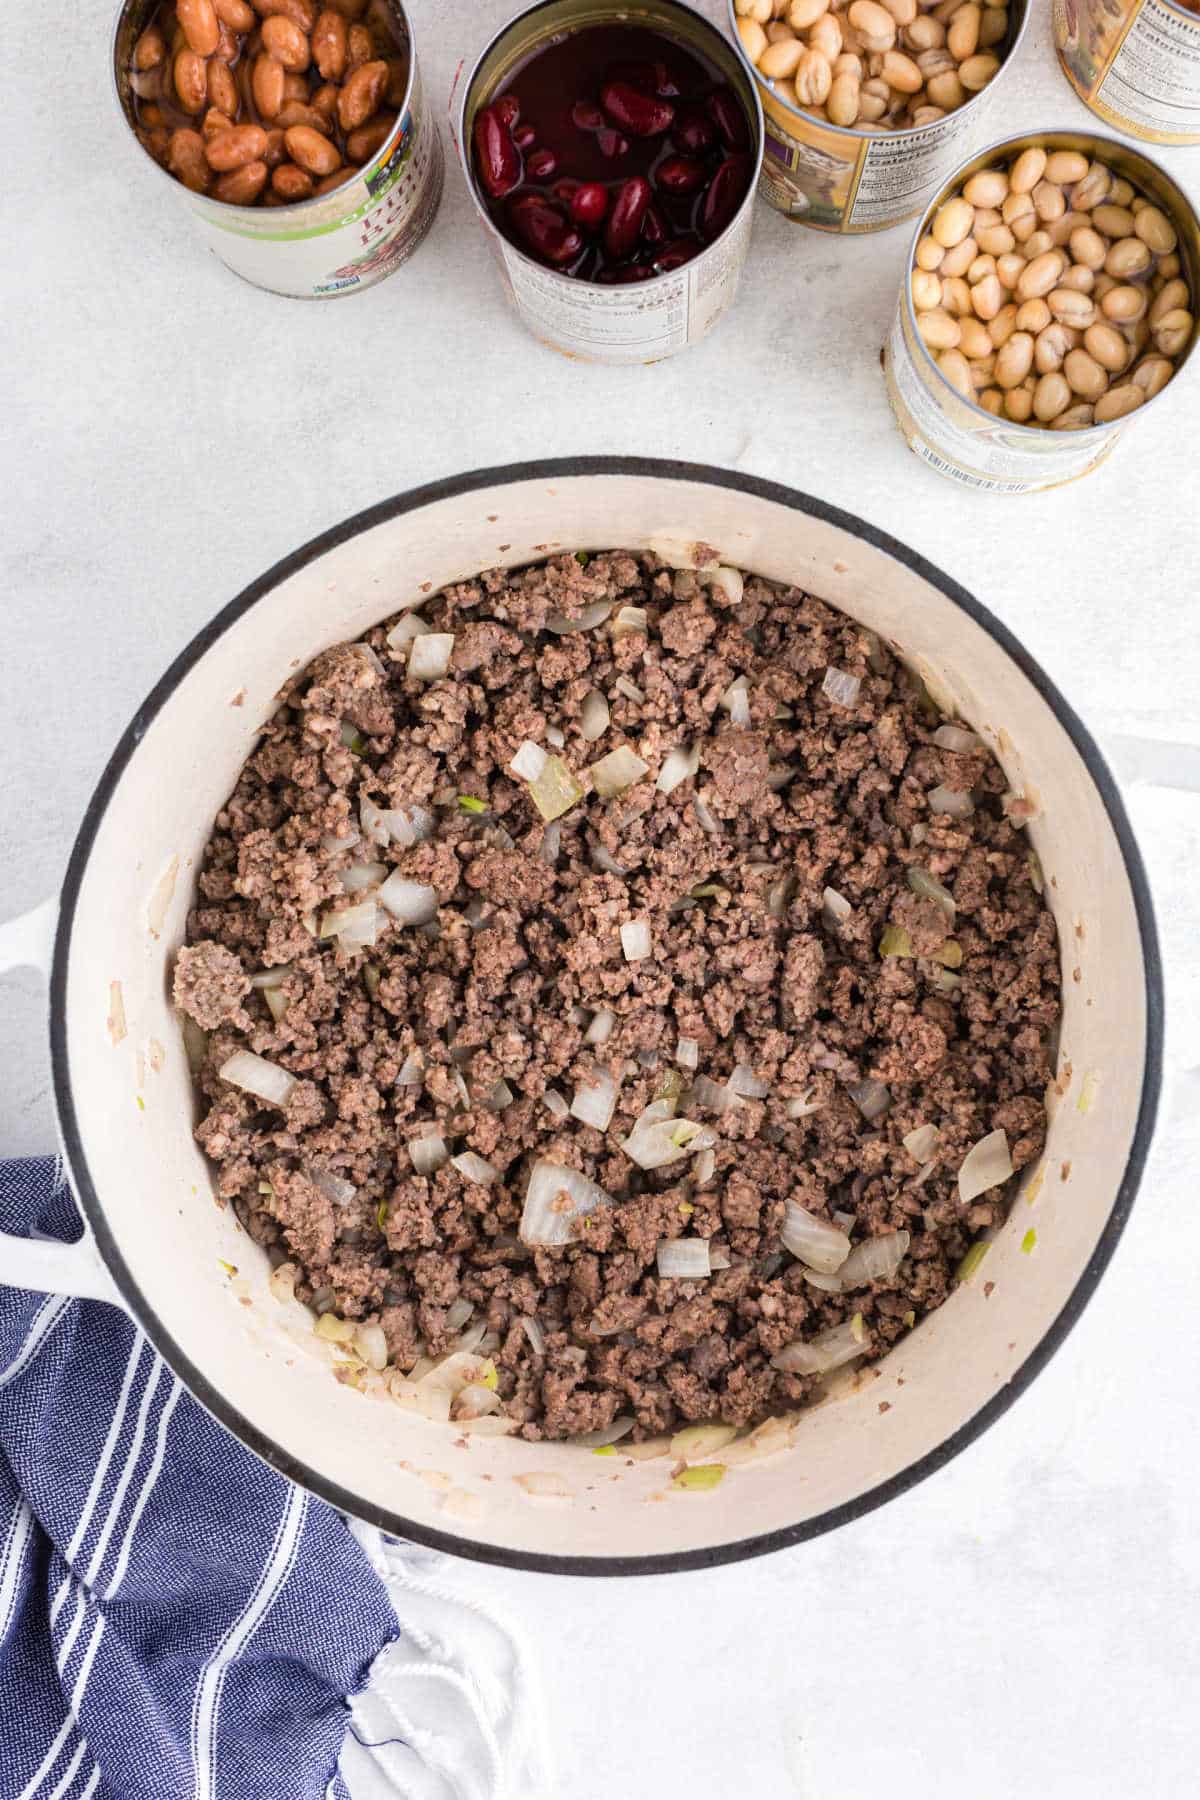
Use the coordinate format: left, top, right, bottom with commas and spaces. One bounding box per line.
1053, 0, 1200, 146
453, 0, 764, 365
112, 0, 443, 299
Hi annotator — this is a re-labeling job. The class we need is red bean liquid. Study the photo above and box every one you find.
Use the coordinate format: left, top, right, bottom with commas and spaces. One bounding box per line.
471, 24, 754, 284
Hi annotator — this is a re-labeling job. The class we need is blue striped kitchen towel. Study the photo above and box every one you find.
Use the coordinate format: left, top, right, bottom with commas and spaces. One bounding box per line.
0, 1157, 544, 1800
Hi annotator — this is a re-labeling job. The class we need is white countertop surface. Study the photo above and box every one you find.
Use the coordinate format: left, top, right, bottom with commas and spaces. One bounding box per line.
3, 3, 1199, 1795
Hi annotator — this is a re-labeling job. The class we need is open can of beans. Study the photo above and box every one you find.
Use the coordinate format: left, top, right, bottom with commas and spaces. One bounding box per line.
454, 0, 764, 365
1053, 0, 1200, 146
112, 0, 444, 299
726, 0, 1029, 234
883, 128, 1200, 492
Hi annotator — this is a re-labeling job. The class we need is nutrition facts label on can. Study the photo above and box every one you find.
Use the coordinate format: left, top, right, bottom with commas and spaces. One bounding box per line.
851, 108, 978, 230
884, 306, 1120, 493
1097, 0, 1200, 139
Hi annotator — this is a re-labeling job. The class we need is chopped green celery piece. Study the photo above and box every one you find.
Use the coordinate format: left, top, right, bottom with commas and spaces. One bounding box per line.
956, 1240, 991, 1283
529, 755, 584, 822
219, 1260, 237, 1277
576, 552, 590, 566
903, 1309, 916, 1330
673, 1464, 726, 1491
678, 1201, 695, 1218
135, 1095, 145, 1111
376, 1199, 389, 1233
480, 1359, 499, 1391
879, 924, 914, 958
1021, 1228, 1037, 1255
458, 795, 486, 815
592, 1444, 616, 1457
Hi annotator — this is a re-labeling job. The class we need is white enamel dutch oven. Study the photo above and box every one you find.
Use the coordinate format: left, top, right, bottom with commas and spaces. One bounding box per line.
0, 459, 1163, 1574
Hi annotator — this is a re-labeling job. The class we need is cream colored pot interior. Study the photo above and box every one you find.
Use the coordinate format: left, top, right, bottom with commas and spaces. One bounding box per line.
60, 468, 1149, 1566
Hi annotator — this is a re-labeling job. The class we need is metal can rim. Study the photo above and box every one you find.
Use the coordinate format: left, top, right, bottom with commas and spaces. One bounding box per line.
901, 123, 1200, 443
110, 0, 419, 229
723, 0, 1031, 146
456, 0, 765, 294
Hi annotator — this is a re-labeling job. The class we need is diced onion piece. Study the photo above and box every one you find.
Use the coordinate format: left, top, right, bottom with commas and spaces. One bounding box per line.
581, 690, 611, 742
530, 755, 584, 822
570, 1070, 619, 1133
545, 726, 565, 752
545, 601, 613, 634
408, 633, 454, 681
418, 1350, 498, 1397
771, 1313, 866, 1376
822, 886, 852, 927
397, 1049, 424, 1086
446, 1297, 475, 1332
268, 1262, 296, 1303
675, 1036, 699, 1071
482, 1077, 514, 1110
452, 1320, 490, 1357
803, 1269, 843, 1294
821, 666, 862, 709
839, 1229, 910, 1289
182, 1016, 210, 1071
958, 1128, 1013, 1203
543, 1087, 569, 1123
693, 796, 721, 835
656, 1238, 711, 1280
538, 822, 561, 866
729, 1063, 770, 1100
452, 1383, 503, 1422
932, 724, 980, 752
879, 924, 914, 958
310, 1168, 357, 1205
339, 721, 364, 750
621, 918, 651, 962
353, 1321, 388, 1372
689, 1073, 731, 1115
510, 740, 547, 782
693, 1148, 716, 1185
516, 1471, 571, 1498
319, 899, 378, 946
573, 1415, 635, 1449
409, 1132, 449, 1176
611, 605, 647, 639
728, 687, 751, 727
219, 1051, 296, 1109
657, 744, 700, 794
780, 1200, 851, 1273
584, 1007, 615, 1045
360, 797, 389, 846
930, 967, 962, 994
264, 989, 288, 1024
708, 1243, 731, 1268
520, 1316, 546, 1356
452, 1151, 499, 1187
520, 1161, 613, 1246
620, 1118, 715, 1171
907, 866, 957, 915
250, 967, 288, 990
903, 1122, 940, 1161
787, 1087, 824, 1119
928, 784, 974, 818
933, 939, 963, 969
634, 1097, 677, 1134
341, 862, 387, 895
390, 1380, 452, 1422
614, 676, 644, 704
1027, 849, 1044, 895
708, 565, 743, 605
589, 844, 628, 877
315, 1312, 357, 1345
386, 611, 431, 649
389, 805, 434, 849
670, 1422, 736, 1460
377, 875, 438, 926
847, 1077, 892, 1122
590, 744, 649, 799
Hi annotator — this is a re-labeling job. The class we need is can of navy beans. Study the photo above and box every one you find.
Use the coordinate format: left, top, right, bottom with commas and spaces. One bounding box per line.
453, 0, 764, 365
725, 0, 1030, 234
113, 0, 444, 299
1053, 0, 1200, 147
883, 128, 1200, 492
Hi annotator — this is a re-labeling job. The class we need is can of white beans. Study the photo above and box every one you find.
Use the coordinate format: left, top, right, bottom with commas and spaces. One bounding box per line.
883, 128, 1200, 492
453, 0, 764, 366
1053, 0, 1200, 146
724, 0, 1030, 234
112, 0, 444, 299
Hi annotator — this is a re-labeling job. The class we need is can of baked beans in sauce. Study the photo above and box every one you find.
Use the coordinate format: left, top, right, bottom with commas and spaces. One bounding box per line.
453, 0, 764, 366
1053, 0, 1200, 145
724, 0, 1030, 234
112, 0, 444, 299
882, 129, 1200, 492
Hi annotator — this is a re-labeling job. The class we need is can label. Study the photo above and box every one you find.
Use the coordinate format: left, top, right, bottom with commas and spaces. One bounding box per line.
756, 85, 991, 233
1054, 0, 1200, 145
188, 62, 444, 298
884, 301, 1121, 493
491, 195, 753, 365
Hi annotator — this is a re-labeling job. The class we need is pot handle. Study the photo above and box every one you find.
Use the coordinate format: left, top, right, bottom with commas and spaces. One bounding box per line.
0, 898, 124, 1308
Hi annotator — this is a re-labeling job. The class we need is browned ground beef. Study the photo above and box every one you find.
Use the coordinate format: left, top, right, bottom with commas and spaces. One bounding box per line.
177, 552, 1060, 1441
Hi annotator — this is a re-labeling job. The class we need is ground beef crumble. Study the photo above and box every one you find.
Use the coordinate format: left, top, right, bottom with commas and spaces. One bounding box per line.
177, 552, 1060, 1441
